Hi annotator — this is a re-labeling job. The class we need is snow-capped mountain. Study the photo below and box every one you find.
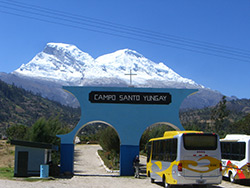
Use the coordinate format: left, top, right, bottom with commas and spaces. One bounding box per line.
14, 43, 94, 84
4, 42, 223, 108
14, 43, 203, 89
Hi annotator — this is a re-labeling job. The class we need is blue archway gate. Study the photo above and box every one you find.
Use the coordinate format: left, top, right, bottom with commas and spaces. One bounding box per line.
57, 86, 197, 176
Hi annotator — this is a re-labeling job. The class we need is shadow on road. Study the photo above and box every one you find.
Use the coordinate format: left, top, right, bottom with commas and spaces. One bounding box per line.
150, 181, 226, 188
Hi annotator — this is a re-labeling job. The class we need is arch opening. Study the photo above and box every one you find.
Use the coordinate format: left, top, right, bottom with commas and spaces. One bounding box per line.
73, 120, 120, 144
73, 121, 120, 176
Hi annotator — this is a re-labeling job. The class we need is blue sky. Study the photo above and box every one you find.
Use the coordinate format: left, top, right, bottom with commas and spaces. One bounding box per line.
0, 0, 250, 99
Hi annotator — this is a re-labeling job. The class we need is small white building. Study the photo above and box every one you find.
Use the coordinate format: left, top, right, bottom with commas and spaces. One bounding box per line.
11, 140, 56, 177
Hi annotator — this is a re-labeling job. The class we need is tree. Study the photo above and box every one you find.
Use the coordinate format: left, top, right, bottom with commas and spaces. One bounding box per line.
6, 124, 28, 141
99, 126, 120, 154
98, 126, 120, 169
211, 96, 229, 136
28, 117, 70, 145
27, 117, 70, 165
229, 113, 250, 134
140, 124, 174, 153
28, 117, 50, 143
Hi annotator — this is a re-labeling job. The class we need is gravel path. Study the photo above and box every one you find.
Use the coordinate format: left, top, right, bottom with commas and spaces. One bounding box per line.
74, 144, 109, 175
0, 144, 249, 188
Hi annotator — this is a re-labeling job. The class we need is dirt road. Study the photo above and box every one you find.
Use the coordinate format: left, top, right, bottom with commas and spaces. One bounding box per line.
0, 144, 249, 188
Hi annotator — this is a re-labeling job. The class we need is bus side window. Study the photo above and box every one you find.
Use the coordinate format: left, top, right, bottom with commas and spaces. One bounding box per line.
151, 139, 177, 162
171, 139, 177, 161
152, 141, 161, 160
147, 142, 152, 163
235, 142, 245, 161
152, 141, 157, 160
159, 140, 164, 161
164, 139, 177, 162
221, 142, 246, 161
232, 143, 240, 160
162, 140, 167, 161
239, 142, 246, 160
166, 140, 170, 161
221, 142, 230, 160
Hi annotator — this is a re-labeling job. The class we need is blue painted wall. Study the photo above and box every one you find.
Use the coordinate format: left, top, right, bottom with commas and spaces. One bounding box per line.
60, 144, 74, 175
120, 145, 140, 176
57, 87, 197, 176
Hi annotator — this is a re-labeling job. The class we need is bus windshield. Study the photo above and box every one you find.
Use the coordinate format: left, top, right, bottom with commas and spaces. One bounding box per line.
183, 134, 217, 150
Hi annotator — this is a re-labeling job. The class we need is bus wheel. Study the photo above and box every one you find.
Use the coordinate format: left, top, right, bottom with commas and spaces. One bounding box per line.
147, 171, 150, 177
229, 172, 235, 183
162, 176, 171, 188
148, 172, 154, 183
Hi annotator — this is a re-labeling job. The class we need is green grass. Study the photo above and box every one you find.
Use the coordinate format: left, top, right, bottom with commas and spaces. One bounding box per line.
23, 177, 55, 182
0, 167, 55, 181
0, 167, 14, 179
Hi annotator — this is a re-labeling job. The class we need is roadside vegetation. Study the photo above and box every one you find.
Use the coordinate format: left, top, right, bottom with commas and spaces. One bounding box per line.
0, 117, 72, 179
0, 140, 14, 179
0, 140, 55, 181
5, 117, 71, 166
0, 167, 14, 179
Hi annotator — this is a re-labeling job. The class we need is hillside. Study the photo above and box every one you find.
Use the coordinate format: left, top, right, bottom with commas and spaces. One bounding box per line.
1, 78, 249, 138
180, 98, 250, 133
0, 80, 80, 135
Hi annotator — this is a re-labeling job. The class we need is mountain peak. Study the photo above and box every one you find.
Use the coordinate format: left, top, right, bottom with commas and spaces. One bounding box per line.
13, 42, 203, 88
46, 42, 76, 48
43, 42, 92, 60
114, 49, 144, 58
14, 43, 94, 83
43, 42, 75, 54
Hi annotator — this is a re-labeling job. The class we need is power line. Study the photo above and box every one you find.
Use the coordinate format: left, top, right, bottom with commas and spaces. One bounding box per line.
2, 0, 250, 58
5, 0, 250, 57
0, 0, 250, 62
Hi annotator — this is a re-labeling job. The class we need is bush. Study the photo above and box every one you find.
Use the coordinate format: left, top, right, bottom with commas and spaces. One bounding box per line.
99, 127, 120, 154
98, 127, 120, 169
5, 124, 28, 142
6, 117, 71, 165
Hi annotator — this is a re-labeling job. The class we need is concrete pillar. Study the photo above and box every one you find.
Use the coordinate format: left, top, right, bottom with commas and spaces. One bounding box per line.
60, 143, 74, 175
120, 145, 139, 176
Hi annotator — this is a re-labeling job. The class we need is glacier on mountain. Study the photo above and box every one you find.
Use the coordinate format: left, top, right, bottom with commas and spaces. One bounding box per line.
1, 42, 227, 108
13, 42, 204, 89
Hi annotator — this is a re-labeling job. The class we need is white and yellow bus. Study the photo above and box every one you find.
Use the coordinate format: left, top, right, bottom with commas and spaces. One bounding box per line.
220, 134, 250, 183
147, 131, 222, 188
